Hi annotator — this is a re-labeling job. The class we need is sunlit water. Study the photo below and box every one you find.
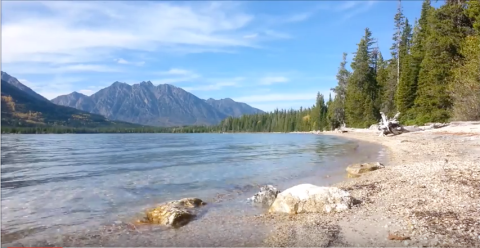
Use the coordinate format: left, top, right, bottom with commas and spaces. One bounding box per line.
1, 133, 387, 246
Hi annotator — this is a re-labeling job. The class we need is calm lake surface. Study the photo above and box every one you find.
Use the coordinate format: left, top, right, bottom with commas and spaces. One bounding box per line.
1, 133, 387, 246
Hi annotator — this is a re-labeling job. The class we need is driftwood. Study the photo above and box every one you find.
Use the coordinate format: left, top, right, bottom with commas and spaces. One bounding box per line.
378, 112, 408, 137
334, 122, 348, 133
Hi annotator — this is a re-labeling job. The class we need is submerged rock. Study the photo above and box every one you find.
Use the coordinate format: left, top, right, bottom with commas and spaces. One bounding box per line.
346, 162, 384, 178
144, 198, 206, 227
247, 185, 280, 207
268, 184, 354, 214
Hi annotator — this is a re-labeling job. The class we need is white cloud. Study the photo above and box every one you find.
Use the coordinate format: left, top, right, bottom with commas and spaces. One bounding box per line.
152, 68, 201, 84
3, 63, 121, 75
259, 76, 289, 85
16, 76, 86, 100
183, 82, 238, 92
182, 76, 244, 91
116, 58, 129, 64
158, 68, 194, 76
341, 1, 377, 21
336, 1, 360, 11
283, 12, 313, 23
2, 1, 260, 66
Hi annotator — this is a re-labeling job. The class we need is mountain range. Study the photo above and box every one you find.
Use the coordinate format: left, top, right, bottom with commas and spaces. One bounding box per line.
1, 71, 264, 127
1, 73, 139, 128
51, 81, 263, 126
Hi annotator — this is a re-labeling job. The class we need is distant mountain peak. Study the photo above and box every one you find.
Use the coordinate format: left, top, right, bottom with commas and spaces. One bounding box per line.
71, 91, 88, 97
1, 71, 49, 102
140, 81, 154, 86
112, 81, 129, 86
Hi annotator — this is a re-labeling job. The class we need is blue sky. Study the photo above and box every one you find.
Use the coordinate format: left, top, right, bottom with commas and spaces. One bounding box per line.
2, 1, 438, 111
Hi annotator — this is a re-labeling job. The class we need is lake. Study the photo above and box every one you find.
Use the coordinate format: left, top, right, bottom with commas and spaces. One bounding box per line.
1, 133, 387, 246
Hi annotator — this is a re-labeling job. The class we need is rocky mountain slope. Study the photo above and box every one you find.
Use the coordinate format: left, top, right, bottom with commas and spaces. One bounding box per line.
205, 98, 263, 117
1, 76, 139, 128
52, 81, 263, 126
1, 71, 49, 102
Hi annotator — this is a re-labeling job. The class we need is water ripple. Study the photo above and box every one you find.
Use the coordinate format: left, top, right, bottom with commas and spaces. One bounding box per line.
1, 133, 382, 243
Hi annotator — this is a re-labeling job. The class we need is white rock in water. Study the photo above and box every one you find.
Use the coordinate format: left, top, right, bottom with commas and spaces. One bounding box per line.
247, 185, 280, 207
269, 184, 354, 214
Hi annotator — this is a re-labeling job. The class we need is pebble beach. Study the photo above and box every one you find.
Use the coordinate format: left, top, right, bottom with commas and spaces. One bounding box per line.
265, 122, 480, 247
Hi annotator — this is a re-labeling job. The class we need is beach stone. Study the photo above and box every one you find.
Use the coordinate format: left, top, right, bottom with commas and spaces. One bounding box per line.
268, 184, 354, 214
144, 198, 206, 227
346, 162, 384, 178
247, 185, 280, 207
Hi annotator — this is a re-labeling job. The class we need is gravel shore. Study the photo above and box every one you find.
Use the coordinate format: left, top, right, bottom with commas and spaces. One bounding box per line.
265, 124, 480, 247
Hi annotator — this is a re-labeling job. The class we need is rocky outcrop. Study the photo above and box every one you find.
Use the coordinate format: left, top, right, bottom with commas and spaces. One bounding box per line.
346, 162, 384, 178
144, 198, 206, 227
268, 184, 355, 215
247, 185, 280, 207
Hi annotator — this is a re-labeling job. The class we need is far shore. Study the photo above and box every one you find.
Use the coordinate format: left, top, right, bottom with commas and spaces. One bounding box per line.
263, 122, 480, 247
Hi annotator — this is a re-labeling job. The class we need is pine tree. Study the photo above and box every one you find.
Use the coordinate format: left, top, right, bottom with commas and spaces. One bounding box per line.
392, 0, 405, 85
449, 0, 480, 120
395, 18, 415, 118
375, 52, 388, 110
466, 0, 480, 33
345, 28, 379, 128
414, 1, 472, 123
330, 53, 350, 128
381, 0, 405, 116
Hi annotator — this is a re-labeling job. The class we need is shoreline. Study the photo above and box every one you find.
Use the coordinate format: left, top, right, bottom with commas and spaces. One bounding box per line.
264, 124, 480, 247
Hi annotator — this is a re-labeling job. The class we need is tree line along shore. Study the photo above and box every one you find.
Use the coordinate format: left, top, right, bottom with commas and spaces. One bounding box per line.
2, 0, 479, 134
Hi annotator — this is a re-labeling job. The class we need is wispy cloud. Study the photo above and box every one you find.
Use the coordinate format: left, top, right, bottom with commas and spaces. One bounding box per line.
157, 68, 195, 76
283, 12, 313, 23
243, 33, 259, 39
116, 58, 129, 64
264, 4, 328, 26
336, 1, 361, 11
183, 77, 244, 91
152, 76, 200, 85
341, 1, 377, 21
115, 58, 145, 66
184, 82, 238, 92
17, 76, 86, 100
259, 76, 289, 85
2, 1, 259, 67
3, 63, 121, 75
152, 68, 201, 84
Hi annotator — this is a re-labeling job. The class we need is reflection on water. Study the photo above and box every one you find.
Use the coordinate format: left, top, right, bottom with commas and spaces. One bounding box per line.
1, 133, 386, 244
